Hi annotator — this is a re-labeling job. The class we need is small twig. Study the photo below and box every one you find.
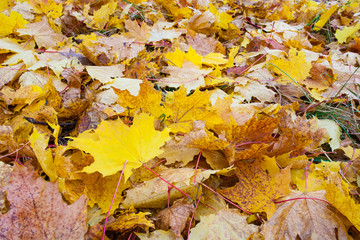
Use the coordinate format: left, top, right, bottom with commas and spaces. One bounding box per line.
142, 163, 191, 199
200, 182, 252, 215
274, 197, 330, 205
187, 194, 202, 238
0, 142, 30, 160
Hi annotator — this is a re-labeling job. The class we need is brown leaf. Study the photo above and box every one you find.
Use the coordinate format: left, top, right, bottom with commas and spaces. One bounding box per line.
80, 34, 144, 65
0, 165, 88, 240
261, 190, 352, 240
18, 17, 65, 48
155, 198, 195, 237
124, 19, 150, 43
186, 33, 218, 56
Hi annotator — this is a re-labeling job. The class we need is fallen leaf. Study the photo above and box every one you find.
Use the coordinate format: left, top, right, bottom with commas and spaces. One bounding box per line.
313, 4, 338, 31
159, 61, 212, 92
122, 167, 224, 209
268, 48, 312, 86
0, 165, 88, 239
80, 171, 131, 214
18, 17, 64, 48
0, 11, 28, 37
220, 156, 291, 217
335, 22, 360, 44
188, 209, 258, 240
316, 119, 341, 150
29, 127, 57, 182
325, 182, 360, 231
164, 87, 222, 133
136, 230, 181, 240
106, 206, 154, 234
115, 80, 166, 118
124, 19, 150, 42
261, 190, 351, 240
86, 64, 125, 84
155, 198, 195, 237
68, 113, 171, 181
158, 138, 200, 166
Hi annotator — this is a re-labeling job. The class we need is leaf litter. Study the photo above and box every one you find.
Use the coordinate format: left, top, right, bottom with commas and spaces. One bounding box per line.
0, 0, 360, 239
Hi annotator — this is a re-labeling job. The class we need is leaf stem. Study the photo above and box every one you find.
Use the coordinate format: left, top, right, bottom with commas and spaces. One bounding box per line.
187, 194, 202, 238
267, 62, 313, 102
142, 163, 191, 199
200, 182, 252, 215
331, 65, 360, 103
102, 160, 128, 240
274, 197, 330, 204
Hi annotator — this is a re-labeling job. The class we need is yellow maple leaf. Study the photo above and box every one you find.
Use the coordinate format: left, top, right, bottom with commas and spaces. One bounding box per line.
268, 48, 312, 86
155, 0, 192, 19
164, 48, 185, 67
313, 4, 338, 31
31, 0, 63, 19
29, 127, 57, 182
208, 3, 233, 30
202, 52, 228, 66
185, 46, 202, 67
325, 182, 360, 230
0, 0, 10, 11
165, 46, 202, 68
114, 80, 167, 118
68, 113, 171, 181
291, 161, 341, 192
91, 0, 117, 29
0, 11, 28, 37
335, 22, 360, 44
164, 87, 223, 133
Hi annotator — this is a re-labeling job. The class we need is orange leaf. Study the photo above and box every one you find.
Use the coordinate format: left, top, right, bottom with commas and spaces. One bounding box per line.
219, 156, 291, 217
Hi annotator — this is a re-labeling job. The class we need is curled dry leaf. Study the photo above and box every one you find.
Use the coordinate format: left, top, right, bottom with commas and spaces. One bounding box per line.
106, 206, 154, 235
155, 198, 195, 237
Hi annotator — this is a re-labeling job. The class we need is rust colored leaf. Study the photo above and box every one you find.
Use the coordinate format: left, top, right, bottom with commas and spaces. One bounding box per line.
155, 198, 195, 237
219, 156, 291, 217
0, 165, 87, 239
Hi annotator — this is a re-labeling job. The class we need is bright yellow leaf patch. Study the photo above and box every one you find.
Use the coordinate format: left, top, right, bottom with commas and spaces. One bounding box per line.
268, 48, 312, 86
68, 113, 171, 181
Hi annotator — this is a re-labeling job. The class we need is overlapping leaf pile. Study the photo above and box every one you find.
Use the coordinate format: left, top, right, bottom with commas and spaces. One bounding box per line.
1, 0, 360, 239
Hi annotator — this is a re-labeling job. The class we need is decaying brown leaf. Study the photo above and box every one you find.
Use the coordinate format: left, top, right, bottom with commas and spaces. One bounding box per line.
155, 198, 195, 237
0, 164, 88, 239
261, 190, 352, 240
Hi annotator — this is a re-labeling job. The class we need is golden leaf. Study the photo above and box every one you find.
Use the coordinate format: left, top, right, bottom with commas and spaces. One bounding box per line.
68, 113, 171, 181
